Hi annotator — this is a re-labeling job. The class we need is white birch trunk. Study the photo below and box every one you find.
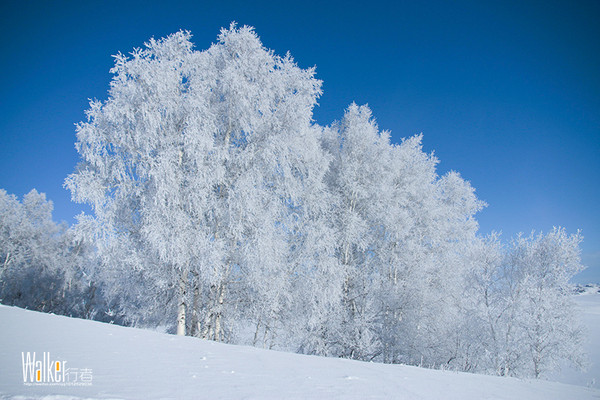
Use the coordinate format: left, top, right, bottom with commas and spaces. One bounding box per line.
176, 270, 188, 336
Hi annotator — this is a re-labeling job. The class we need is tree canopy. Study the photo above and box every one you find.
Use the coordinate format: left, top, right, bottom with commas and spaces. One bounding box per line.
0, 24, 585, 379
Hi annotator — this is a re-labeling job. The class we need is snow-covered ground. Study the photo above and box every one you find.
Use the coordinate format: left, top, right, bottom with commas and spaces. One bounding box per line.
1, 302, 599, 400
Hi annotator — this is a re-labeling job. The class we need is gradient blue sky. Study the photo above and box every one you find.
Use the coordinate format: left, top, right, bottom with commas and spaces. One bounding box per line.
1, 0, 598, 282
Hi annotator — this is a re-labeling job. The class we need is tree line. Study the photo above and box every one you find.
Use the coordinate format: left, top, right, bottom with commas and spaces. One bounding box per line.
0, 24, 586, 378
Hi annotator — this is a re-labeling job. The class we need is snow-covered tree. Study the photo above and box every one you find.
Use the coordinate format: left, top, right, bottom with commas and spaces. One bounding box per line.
63, 23, 586, 379
0, 189, 93, 316
315, 103, 391, 359
317, 104, 484, 364
0, 189, 64, 310
66, 24, 330, 339
507, 228, 586, 377
464, 229, 586, 377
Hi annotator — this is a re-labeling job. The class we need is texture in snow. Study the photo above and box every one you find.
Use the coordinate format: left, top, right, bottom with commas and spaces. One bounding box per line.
1, 302, 599, 400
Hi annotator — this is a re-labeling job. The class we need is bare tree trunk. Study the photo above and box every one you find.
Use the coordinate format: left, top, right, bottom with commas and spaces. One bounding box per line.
253, 320, 261, 346
199, 280, 227, 341
190, 272, 201, 337
214, 281, 225, 341
0, 252, 10, 288
176, 270, 188, 336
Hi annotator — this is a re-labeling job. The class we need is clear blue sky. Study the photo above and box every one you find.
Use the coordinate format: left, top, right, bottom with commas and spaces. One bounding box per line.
1, 0, 598, 282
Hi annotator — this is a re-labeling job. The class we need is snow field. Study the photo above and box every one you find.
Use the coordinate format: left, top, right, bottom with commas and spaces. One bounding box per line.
1, 303, 599, 400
